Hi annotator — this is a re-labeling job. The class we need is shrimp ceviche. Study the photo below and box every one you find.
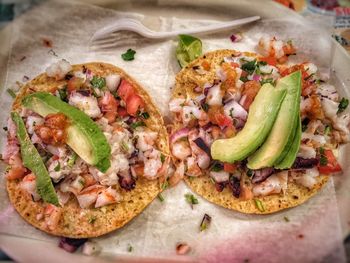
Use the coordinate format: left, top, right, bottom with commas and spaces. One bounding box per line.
169, 36, 349, 213
2, 61, 170, 237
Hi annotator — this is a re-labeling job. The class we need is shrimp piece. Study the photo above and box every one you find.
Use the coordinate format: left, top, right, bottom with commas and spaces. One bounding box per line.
81, 173, 97, 188
95, 187, 121, 208
6, 154, 26, 180
144, 158, 163, 179
186, 156, 202, 177
169, 161, 185, 186
35, 113, 68, 145
301, 95, 325, 120
20, 173, 40, 201
171, 141, 192, 160
76, 185, 105, 209
44, 204, 62, 231
98, 91, 119, 124
252, 171, 288, 197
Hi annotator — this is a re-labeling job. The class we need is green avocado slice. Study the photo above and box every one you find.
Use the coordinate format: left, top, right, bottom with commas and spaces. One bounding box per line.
22, 92, 111, 172
11, 112, 59, 205
274, 114, 301, 169
247, 71, 302, 169
211, 83, 286, 163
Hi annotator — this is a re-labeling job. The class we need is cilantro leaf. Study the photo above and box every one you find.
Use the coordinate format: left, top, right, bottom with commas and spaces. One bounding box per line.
91, 76, 106, 89
338, 98, 349, 113
121, 49, 136, 61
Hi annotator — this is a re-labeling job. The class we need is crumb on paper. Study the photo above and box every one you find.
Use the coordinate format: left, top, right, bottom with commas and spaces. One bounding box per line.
127, 243, 133, 252
176, 242, 191, 255
298, 234, 304, 239
42, 37, 53, 48
20, 56, 26, 61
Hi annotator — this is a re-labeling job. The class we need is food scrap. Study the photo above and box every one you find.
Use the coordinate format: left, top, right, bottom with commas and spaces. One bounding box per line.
200, 213, 212, 232
121, 48, 136, 61
176, 242, 191, 255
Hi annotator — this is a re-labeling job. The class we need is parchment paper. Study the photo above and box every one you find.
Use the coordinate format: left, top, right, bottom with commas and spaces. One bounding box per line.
0, 1, 346, 262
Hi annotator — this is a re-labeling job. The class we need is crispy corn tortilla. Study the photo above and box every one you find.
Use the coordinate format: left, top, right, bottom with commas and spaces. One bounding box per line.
174, 50, 329, 214
7, 62, 169, 237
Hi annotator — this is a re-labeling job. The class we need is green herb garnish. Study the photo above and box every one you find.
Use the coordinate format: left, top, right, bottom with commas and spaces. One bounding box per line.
67, 152, 78, 167
200, 213, 212, 232
324, 125, 331, 135
160, 153, 165, 163
121, 49, 136, 61
127, 244, 133, 252
139, 111, 150, 119
88, 215, 96, 224
161, 180, 169, 191
241, 59, 257, 74
158, 193, 165, 202
260, 78, 275, 86
202, 103, 209, 112
338, 97, 349, 113
254, 199, 265, 212
130, 121, 145, 129
121, 141, 129, 152
7, 89, 16, 99
246, 169, 254, 177
240, 76, 249, 83
211, 162, 223, 172
54, 163, 61, 172
58, 87, 68, 102
91, 76, 106, 89
185, 193, 199, 209
319, 154, 328, 166
284, 216, 290, 222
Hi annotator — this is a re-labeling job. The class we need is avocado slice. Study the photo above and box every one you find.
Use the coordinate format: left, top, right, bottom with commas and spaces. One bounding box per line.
11, 112, 59, 205
247, 71, 302, 169
211, 83, 286, 163
274, 114, 301, 169
22, 92, 111, 172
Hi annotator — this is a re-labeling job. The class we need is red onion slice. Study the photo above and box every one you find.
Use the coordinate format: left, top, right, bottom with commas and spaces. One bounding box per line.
170, 128, 190, 145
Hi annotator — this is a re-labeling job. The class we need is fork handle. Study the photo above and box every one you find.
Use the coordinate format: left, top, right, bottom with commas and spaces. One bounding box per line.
151, 16, 261, 39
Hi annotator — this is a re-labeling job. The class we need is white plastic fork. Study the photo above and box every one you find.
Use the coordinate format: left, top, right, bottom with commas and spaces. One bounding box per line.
91, 16, 261, 43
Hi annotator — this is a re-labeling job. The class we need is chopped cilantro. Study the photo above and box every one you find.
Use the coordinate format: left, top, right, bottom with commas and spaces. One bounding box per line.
127, 244, 133, 252
161, 180, 169, 191
338, 98, 349, 113
139, 111, 150, 119
130, 121, 145, 129
88, 216, 97, 224
160, 153, 165, 163
78, 179, 85, 187
246, 169, 254, 177
121, 141, 129, 152
229, 108, 234, 118
200, 213, 212, 232
257, 61, 267, 66
58, 87, 68, 102
91, 76, 106, 89
319, 155, 328, 166
67, 152, 78, 167
211, 162, 223, 172
7, 89, 16, 99
54, 163, 61, 172
185, 193, 199, 208
254, 199, 265, 212
324, 125, 331, 135
241, 60, 256, 75
284, 216, 290, 222
121, 49, 136, 61
260, 78, 275, 86
319, 147, 325, 155
202, 103, 209, 112
157, 193, 165, 202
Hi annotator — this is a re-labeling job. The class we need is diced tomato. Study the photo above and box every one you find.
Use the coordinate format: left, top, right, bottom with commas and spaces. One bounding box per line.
67, 77, 84, 93
259, 56, 277, 66
117, 79, 135, 102
215, 113, 233, 129
117, 107, 128, 117
230, 62, 240, 68
126, 94, 145, 116
224, 163, 237, 173
318, 150, 342, 174
240, 80, 261, 111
